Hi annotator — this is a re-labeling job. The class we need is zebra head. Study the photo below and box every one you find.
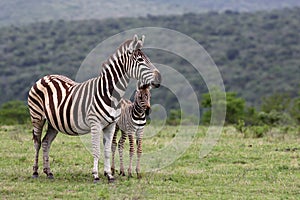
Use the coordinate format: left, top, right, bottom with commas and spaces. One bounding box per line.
127, 35, 161, 89
134, 86, 151, 116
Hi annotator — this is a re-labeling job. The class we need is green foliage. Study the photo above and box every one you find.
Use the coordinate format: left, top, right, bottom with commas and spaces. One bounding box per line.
226, 92, 245, 124
234, 119, 247, 134
201, 90, 245, 125
259, 93, 297, 126
248, 125, 270, 138
290, 93, 300, 124
261, 93, 291, 113
166, 109, 181, 126
1, 8, 300, 109
2, 0, 300, 27
243, 106, 260, 125
0, 100, 29, 125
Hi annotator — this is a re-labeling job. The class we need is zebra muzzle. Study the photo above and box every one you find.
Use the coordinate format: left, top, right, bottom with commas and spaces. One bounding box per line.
151, 71, 161, 88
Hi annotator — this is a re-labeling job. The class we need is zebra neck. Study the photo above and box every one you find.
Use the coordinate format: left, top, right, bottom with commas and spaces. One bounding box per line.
98, 66, 130, 108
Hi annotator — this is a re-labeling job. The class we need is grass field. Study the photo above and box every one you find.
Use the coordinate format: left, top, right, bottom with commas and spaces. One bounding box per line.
0, 125, 300, 199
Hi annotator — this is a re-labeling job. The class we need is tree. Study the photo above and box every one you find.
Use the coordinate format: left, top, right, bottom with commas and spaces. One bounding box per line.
166, 109, 181, 126
201, 90, 245, 125
261, 93, 291, 113
259, 93, 295, 126
290, 95, 300, 124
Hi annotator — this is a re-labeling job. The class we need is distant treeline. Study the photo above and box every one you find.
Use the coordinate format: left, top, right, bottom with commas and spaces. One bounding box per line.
0, 7, 300, 110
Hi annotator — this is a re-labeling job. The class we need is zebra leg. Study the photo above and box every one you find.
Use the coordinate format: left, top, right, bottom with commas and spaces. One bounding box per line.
91, 124, 101, 183
32, 120, 45, 178
128, 133, 135, 178
111, 126, 119, 176
102, 123, 116, 182
42, 124, 58, 179
136, 130, 143, 179
118, 130, 127, 176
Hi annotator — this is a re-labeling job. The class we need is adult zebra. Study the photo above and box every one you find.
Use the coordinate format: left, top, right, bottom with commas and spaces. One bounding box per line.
111, 86, 151, 179
27, 35, 161, 182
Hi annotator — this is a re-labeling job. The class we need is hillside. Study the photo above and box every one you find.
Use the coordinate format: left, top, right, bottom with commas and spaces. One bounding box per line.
0, 8, 300, 108
1, 0, 300, 27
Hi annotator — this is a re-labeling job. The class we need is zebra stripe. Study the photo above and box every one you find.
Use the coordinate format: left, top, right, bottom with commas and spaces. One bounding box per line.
111, 87, 150, 178
28, 35, 161, 182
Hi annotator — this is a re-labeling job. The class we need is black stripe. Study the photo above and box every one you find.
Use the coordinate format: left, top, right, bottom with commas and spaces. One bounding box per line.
52, 79, 63, 104
65, 96, 75, 134
72, 85, 82, 132
28, 95, 43, 113
33, 84, 44, 104
41, 78, 59, 129
28, 104, 43, 119
72, 85, 88, 134
93, 99, 111, 124
59, 97, 68, 133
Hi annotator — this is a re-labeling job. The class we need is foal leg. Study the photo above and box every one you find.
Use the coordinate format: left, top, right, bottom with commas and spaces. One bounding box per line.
42, 124, 58, 179
136, 130, 144, 179
128, 133, 135, 178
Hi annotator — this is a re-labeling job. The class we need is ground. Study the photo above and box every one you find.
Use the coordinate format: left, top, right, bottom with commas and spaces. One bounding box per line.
0, 125, 299, 199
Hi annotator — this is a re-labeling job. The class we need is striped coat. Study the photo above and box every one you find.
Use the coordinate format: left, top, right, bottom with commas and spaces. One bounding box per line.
27, 35, 161, 182
111, 87, 151, 178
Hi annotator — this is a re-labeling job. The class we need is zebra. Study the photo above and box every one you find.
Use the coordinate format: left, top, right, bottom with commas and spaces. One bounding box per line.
27, 35, 161, 183
111, 86, 151, 179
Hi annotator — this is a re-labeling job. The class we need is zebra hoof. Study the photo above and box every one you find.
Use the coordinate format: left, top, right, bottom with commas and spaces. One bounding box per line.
105, 174, 115, 183
104, 173, 115, 183
47, 173, 54, 179
128, 172, 133, 178
119, 171, 126, 176
32, 172, 39, 178
111, 168, 115, 176
137, 173, 142, 179
93, 177, 100, 183
107, 176, 115, 183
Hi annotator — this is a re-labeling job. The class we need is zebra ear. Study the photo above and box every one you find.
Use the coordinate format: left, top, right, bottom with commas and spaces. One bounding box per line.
128, 34, 139, 53
135, 35, 145, 50
137, 81, 150, 90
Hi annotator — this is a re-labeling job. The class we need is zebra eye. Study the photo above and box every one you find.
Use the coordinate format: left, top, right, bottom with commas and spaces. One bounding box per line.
137, 58, 144, 62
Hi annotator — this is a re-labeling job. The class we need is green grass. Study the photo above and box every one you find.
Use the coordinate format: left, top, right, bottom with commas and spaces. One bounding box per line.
1, 125, 300, 199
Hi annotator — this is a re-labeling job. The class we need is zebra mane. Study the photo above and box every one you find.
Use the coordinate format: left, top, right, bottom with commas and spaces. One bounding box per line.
101, 35, 145, 71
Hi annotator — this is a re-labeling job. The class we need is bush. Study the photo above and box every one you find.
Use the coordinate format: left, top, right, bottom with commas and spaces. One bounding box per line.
258, 110, 294, 126
245, 125, 270, 138
166, 109, 181, 126
201, 90, 245, 125
234, 119, 247, 134
0, 100, 29, 125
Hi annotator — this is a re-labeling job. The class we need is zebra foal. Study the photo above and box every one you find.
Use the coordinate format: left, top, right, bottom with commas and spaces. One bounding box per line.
27, 35, 161, 182
111, 86, 151, 178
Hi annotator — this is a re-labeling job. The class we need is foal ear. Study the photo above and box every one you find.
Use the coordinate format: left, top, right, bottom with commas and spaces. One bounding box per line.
136, 81, 150, 90
136, 81, 144, 90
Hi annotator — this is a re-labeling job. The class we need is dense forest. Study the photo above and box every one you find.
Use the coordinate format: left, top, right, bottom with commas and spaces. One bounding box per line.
1, 0, 300, 27
0, 8, 300, 109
